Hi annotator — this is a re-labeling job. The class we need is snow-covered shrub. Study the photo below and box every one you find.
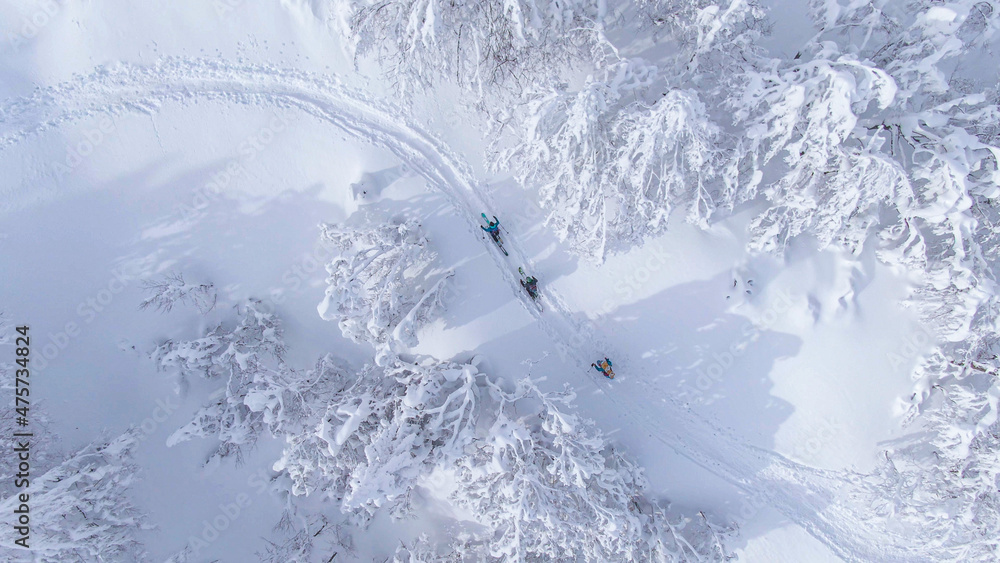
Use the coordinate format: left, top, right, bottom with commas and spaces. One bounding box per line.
0, 400, 58, 500
391, 534, 474, 562
140, 272, 217, 314
150, 298, 285, 465
334, 0, 609, 100
317, 220, 450, 360
151, 298, 285, 381
0, 431, 147, 562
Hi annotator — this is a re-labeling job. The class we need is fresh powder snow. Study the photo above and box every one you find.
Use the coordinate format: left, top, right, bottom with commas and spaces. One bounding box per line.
1, 1, 999, 562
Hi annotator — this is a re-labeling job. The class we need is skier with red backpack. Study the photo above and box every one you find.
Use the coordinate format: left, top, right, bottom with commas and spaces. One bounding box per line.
592, 357, 615, 379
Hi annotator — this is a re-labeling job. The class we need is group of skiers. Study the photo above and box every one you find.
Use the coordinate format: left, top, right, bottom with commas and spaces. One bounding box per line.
482, 212, 614, 380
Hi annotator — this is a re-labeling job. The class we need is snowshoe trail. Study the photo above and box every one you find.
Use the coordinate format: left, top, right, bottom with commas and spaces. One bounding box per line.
0, 58, 923, 562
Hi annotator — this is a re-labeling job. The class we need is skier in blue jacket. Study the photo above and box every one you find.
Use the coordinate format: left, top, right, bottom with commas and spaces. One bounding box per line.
481, 215, 501, 242
480, 213, 509, 256
592, 357, 614, 379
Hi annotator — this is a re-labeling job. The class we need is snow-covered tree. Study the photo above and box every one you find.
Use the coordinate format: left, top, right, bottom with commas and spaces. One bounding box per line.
333, 0, 610, 101
273, 356, 484, 521
140, 272, 217, 314
151, 298, 285, 381
487, 0, 769, 262
870, 369, 1000, 560
265, 358, 727, 561
636, 0, 767, 74
496, 57, 726, 260
446, 377, 731, 561
726, 49, 906, 254
145, 290, 724, 560
724, 2, 1000, 558
317, 220, 450, 361
150, 298, 285, 465
391, 533, 477, 562
0, 430, 147, 562
717, 0, 999, 262
258, 513, 354, 563
244, 354, 350, 439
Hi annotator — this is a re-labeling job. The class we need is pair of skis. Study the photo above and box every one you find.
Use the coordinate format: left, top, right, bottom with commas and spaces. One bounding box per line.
594, 362, 615, 379
481, 213, 508, 256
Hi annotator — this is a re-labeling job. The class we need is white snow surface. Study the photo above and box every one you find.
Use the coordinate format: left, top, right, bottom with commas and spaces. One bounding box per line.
0, 1, 981, 562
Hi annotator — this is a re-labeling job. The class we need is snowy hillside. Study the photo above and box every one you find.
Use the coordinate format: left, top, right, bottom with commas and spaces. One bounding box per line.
1, 0, 999, 561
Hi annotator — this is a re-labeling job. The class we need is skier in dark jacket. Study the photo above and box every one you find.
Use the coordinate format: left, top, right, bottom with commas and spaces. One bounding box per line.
522, 275, 539, 299
523, 275, 538, 295
592, 357, 614, 379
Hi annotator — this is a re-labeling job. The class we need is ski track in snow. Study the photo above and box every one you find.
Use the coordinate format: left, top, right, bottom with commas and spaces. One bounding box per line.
0, 59, 922, 562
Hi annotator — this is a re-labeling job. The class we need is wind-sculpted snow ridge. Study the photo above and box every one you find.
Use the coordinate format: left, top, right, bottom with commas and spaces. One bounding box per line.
0, 59, 920, 561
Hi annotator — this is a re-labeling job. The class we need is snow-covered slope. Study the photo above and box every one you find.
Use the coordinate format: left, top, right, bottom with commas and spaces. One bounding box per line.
2, 0, 998, 561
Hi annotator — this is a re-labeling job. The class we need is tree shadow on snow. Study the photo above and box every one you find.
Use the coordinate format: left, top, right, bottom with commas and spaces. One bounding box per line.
119, 167, 370, 368
604, 269, 801, 452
